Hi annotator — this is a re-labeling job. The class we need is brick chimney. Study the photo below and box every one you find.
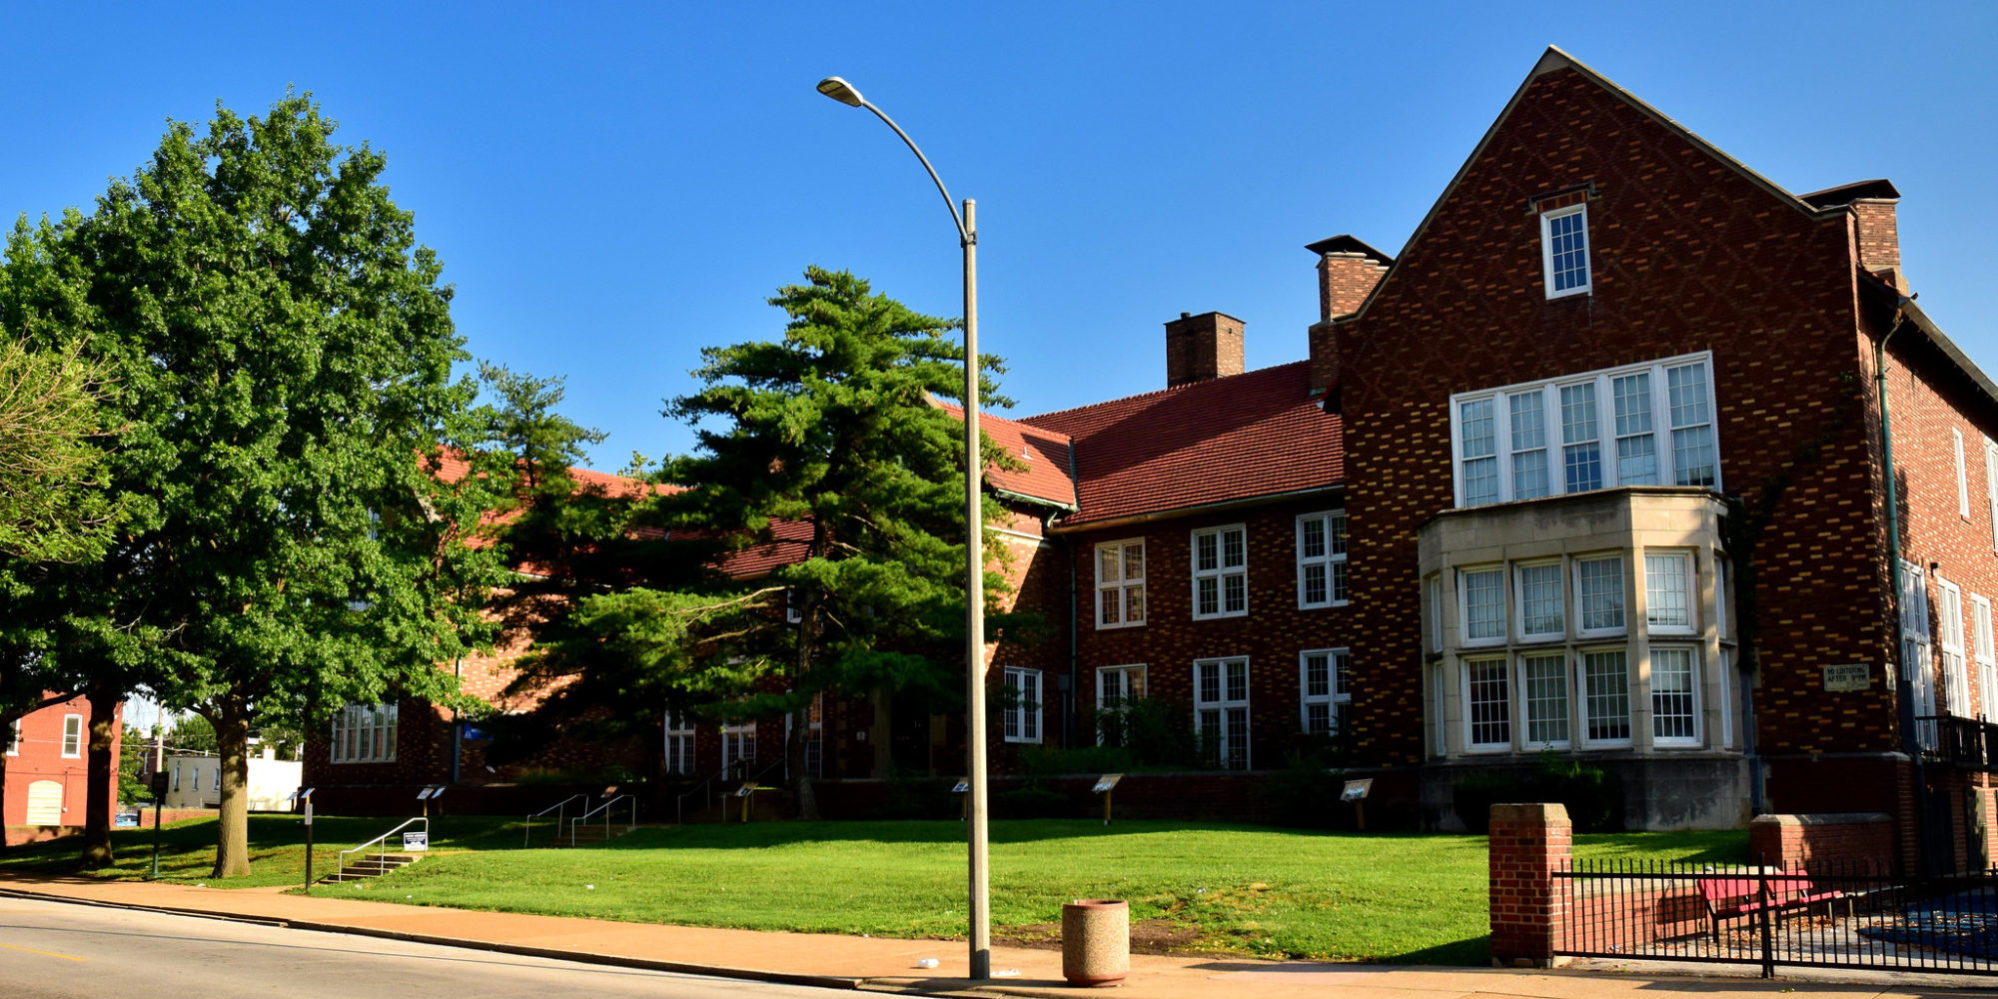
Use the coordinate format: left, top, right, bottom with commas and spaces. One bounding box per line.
1798, 180, 1903, 292
1304, 235, 1393, 394
1164, 311, 1245, 388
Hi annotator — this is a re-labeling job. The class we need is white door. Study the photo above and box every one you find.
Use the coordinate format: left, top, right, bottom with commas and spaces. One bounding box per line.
25, 780, 62, 825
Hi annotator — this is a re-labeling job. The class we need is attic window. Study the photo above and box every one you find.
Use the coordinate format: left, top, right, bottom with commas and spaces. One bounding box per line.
1541, 204, 1591, 298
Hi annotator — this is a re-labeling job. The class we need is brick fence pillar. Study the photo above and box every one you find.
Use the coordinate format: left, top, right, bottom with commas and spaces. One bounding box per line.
1488, 802, 1571, 968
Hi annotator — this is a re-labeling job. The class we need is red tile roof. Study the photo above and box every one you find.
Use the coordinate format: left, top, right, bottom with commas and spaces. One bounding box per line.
1020, 361, 1343, 526
933, 401, 1078, 509
712, 517, 815, 581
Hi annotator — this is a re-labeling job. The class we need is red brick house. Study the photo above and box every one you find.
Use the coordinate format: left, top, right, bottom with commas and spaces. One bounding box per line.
3, 694, 119, 842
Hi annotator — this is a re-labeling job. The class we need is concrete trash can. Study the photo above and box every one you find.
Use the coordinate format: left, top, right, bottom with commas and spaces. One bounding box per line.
1062, 898, 1130, 986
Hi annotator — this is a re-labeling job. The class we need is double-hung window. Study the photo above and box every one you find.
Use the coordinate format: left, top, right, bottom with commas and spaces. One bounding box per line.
1579, 649, 1632, 746
1004, 667, 1042, 744
1520, 653, 1570, 748
1644, 552, 1694, 635
1296, 511, 1348, 608
1515, 562, 1564, 641
1464, 658, 1511, 750
1460, 567, 1506, 647
1299, 649, 1351, 736
1191, 525, 1248, 619
664, 711, 696, 774
1651, 648, 1701, 746
1095, 664, 1146, 745
1901, 561, 1938, 750
1194, 658, 1250, 769
1095, 539, 1146, 628
722, 719, 756, 778
1452, 354, 1719, 507
1957, 429, 1973, 519
1940, 578, 1971, 717
1541, 203, 1591, 298
1575, 556, 1626, 637
1986, 437, 1998, 552
1975, 594, 1997, 722
61, 714, 82, 758
330, 703, 399, 764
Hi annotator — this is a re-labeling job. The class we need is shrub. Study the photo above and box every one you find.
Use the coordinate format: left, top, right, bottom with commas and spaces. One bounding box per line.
1451, 754, 1625, 834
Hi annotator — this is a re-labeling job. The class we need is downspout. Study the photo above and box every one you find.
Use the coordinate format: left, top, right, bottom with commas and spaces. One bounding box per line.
1876, 306, 1929, 870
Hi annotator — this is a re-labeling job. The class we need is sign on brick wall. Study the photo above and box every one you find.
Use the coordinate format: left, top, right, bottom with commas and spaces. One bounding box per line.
1822, 663, 1871, 692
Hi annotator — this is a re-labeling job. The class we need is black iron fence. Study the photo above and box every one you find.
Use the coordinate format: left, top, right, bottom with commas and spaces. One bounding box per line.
1555, 860, 1998, 977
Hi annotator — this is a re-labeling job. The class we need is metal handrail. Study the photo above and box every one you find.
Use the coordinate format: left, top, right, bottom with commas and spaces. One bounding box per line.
568, 793, 638, 846
337, 817, 428, 876
524, 793, 589, 847
675, 778, 711, 825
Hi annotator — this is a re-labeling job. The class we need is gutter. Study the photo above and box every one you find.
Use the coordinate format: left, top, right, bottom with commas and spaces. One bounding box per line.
1047, 484, 1343, 535
1876, 306, 1916, 759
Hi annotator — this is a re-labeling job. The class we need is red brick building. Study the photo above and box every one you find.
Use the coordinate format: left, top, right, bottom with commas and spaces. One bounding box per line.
3, 694, 119, 841
306, 49, 1998, 869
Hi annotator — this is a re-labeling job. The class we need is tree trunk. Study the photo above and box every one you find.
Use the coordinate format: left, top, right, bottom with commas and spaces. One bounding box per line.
209, 699, 252, 878
79, 685, 120, 868
788, 702, 819, 821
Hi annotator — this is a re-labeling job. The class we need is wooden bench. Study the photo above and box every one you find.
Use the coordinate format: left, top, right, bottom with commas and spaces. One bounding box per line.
1697, 872, 1850, 940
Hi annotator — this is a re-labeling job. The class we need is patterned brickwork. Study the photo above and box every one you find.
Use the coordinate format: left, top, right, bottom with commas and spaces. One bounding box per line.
1065, 495, 1353, 769
1331, 65, 1895, 767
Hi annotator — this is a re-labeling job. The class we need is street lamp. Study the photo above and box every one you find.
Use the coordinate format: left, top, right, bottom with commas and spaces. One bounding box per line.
816, 75, 991, 980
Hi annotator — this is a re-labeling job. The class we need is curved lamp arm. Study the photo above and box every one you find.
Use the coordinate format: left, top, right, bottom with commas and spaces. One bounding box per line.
817, 76, 972, 246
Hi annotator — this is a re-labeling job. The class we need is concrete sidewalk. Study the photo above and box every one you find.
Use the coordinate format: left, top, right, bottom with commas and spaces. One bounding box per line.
0, 873, 1992, 998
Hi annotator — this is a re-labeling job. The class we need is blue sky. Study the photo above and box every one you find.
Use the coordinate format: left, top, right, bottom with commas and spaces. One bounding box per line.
8, 2, 1998, 471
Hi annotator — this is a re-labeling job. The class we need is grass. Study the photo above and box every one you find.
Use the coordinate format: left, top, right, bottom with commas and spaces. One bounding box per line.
0, 815, 1747, 964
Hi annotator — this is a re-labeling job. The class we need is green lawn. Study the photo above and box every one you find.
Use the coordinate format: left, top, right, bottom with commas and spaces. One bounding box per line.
3, 815, 1747, 964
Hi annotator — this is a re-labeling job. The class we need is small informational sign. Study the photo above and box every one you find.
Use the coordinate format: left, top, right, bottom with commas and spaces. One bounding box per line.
303, 801, 313, 827
150, 772, 168, 797
735, 781, 758, 798
428, 786, 445, 799
402, 830, 429, 851
1340, 778, 1374, 803
951, 779, 970, 794
1823, 663, 1871, 692
416, 787, 434, 800
1092, 773, 1123, 794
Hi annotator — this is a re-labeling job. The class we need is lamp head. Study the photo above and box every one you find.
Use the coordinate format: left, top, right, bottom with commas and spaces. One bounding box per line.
816, 76, 865, 108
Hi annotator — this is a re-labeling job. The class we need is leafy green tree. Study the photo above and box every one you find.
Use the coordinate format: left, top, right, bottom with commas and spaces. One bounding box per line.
9, 94, 513, 876
520, 267, 1013, 818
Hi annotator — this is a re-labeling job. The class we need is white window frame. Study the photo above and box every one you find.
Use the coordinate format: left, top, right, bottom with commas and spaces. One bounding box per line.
1426, 574, 1445, 654
1974, 594, 1996, 722
783, 695, 825, 779
1450, 353, 1720, 507
1986, 437, 1998, 553
1957, 428, 1973, 519
1095, 664, 1147, 745
1541, 202, 1591, 299
1193, 657, 1251, 770
1295, 511, 1348, 609
1902, 560, 1938, 750
1518, 651, 1570, 750
1299, 648, 1351, 736
61, 713, 83, 758
1003, 667, 1043, 745
721, 719, 757, 778
1459, 566, 1507, 648
1190, 524, 1249, 620
329, 702, 399, 764
1094, 538, 1147, 629
1514, 561, 1565, 643
1650, 646, 1703, 748
1578, 647, 1633, 748
1644, 551, 1696, 636
1940, 576, 1971, 718
1462, 657, 1512, 751
1574, 555, 1627, 639
664, 710, 696, 775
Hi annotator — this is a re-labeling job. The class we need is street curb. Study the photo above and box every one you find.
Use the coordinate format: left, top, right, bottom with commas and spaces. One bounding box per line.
0, 885, 870, 992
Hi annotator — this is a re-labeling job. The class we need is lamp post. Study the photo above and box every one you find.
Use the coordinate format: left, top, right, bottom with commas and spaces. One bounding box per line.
816, 75, 990, 980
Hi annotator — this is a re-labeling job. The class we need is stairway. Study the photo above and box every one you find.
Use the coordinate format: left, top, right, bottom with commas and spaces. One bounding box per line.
320, 852, 422, 883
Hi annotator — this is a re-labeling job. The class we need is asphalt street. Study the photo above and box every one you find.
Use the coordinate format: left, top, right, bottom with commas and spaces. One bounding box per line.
0, 896, 860, 999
